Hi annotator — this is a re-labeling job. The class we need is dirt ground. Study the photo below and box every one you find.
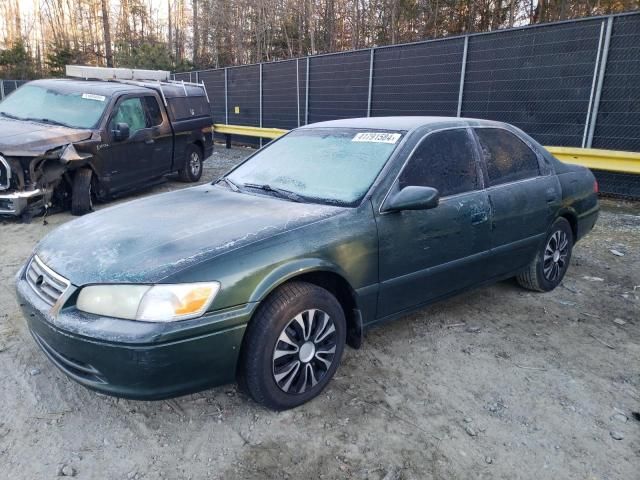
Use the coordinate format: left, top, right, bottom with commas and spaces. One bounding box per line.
0, 146, 638, 480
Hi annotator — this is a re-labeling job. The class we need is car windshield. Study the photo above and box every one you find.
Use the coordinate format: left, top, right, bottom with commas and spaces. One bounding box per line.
226, 128, 404, 205
0, 84, 109, 129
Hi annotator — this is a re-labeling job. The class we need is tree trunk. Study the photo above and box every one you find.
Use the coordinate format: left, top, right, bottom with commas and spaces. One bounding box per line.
192, 0, 199, 66
101, 0, 113, 67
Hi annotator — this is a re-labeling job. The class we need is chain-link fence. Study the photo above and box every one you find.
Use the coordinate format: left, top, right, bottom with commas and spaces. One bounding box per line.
0, 80, 28, 100
175, 11, 640, 155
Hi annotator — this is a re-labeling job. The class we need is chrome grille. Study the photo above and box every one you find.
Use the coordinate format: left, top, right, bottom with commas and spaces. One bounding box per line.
26, 255, 70, 306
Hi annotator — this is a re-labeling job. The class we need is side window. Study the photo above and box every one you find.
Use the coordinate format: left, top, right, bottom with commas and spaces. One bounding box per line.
110, 97, 147, 137
143, 96, 163, 126
475, 128, 540, 186
398, 129, 478, 197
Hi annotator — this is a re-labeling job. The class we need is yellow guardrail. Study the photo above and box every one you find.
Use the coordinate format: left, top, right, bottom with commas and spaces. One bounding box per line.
214, 124, 287, 140
213, 124, 640, 175
545, 146, 640, 175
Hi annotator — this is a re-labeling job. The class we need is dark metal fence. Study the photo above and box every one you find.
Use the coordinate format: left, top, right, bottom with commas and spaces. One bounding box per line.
175, 11, 640, 153
0, 80, 28, 100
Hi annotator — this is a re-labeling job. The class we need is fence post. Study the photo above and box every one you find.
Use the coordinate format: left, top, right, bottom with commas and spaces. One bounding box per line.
457, 35, 469, 118
305, 57, 310, 125
296, 58, 301, 127
259, 63, 263, 148
224, 67, 229, 125
0, 80, 4, 100
367, 48, 375, 117
582, 21, 606, 148
587, 16, 613, 149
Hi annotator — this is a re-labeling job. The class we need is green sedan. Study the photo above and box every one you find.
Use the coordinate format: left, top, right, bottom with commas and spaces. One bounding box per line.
16, 117, 599, 410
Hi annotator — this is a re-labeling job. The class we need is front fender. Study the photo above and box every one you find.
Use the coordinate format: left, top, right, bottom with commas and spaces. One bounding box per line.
249, 258, 353, 304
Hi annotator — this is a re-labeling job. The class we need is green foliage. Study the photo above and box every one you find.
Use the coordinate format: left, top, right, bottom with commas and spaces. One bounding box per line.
114, 41, 179, 71
0, 42, 36, 79
46, 44, 88, 77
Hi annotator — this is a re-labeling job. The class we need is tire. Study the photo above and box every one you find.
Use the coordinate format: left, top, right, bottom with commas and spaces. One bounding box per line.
71, 168, 94, 216
178, 144, 203, 182
238, 281, 346, 410
516, 217, 573, 292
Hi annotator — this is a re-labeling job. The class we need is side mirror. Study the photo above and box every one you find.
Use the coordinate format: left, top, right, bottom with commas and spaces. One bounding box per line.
112, 122, 130, 141
384, 186, 440, 213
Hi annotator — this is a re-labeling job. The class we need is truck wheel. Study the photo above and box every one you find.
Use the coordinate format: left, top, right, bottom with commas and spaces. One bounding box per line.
516, 217, 573, 292
178, 145, 203, 182
71, 168, 94, 216
238, 281, 346, 410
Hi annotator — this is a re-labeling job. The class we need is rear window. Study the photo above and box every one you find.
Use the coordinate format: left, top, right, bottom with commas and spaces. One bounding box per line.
143, 96, 163, 126
166, 96, 210, 121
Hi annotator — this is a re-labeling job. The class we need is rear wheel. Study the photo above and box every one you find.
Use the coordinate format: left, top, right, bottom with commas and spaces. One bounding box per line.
517, 217, 573, 292
71, 168, 94, 216
239, 281, 346, 410
178, 144, 203, 182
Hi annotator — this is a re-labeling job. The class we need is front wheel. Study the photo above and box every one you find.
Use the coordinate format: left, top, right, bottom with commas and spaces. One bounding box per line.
70, 168, 94, 216
238, 281, 346, 410
517, 217, 573, 292
178, 145, 203, 182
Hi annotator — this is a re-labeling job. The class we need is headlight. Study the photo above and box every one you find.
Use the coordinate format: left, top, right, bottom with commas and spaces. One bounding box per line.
76, 282, 221, 322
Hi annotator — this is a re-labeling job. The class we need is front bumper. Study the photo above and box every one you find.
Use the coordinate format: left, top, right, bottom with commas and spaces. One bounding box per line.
16, 272, 252, 400
0, 189, 45, 216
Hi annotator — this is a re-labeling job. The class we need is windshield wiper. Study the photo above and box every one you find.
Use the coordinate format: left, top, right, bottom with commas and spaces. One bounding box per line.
26, 117, 73, 128
0, 111, 23, 120
217, 177, 240, 192
242, 183, 304, 202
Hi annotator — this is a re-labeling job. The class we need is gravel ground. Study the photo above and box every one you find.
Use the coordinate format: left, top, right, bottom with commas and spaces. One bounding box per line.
0, 146, 638, 480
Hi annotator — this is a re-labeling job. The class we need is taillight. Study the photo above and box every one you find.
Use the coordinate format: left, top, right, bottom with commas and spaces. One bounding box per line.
594, 179, 599, 193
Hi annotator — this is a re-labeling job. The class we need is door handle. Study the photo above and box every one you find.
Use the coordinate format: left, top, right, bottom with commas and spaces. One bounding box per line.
145, 138, 155, 145
471, 212, 488, 225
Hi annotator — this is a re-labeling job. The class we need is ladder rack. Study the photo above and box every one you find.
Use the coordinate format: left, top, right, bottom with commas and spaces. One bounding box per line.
65, 66, 209, 105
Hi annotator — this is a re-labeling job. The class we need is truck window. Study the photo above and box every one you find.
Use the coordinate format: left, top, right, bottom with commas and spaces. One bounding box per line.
110, 97, 147, 136
143, 96, 163, 126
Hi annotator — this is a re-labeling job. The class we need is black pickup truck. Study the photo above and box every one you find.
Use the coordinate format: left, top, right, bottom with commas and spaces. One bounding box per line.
0, 78, 213, 217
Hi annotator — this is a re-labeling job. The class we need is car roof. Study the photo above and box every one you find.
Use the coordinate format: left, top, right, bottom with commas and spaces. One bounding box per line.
27, 78, 149, 96
298, 116, 506, 133
25, 78, 206, 99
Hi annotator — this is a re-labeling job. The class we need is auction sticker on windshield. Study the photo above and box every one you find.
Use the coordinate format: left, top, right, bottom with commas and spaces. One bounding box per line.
81, 93, 106, 102
352, 132, 401, 144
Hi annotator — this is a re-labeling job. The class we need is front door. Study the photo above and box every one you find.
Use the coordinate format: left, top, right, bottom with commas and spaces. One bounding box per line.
375, 128, 492, 318
106, 95, 155, 191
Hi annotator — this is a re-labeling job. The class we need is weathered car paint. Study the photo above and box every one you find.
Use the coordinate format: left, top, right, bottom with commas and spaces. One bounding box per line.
16, 117, 599, 400
19, 280, 247, 399
0, 118, 93, 156
36, 184, 346, 286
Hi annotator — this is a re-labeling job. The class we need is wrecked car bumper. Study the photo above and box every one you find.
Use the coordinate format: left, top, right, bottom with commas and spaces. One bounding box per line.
0, 189, 45, 216
16, 271, 250, 400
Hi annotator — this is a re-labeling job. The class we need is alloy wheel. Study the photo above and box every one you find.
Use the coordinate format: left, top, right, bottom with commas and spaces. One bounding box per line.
272, 309, 337, 394
543, 230, 569, 282
189, 151, 201, 177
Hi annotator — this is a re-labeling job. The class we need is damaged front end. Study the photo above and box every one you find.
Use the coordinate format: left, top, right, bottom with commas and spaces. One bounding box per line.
0, 143, 92, 217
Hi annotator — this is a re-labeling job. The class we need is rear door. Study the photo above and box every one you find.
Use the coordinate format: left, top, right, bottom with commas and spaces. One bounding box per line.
142, 95, 173, 177
472, 127, 561, 276
375, 128, 492, 318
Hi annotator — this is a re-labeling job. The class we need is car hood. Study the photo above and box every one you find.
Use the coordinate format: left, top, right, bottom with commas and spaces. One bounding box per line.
0, 117, 92, 156
35, 184, 344, 285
